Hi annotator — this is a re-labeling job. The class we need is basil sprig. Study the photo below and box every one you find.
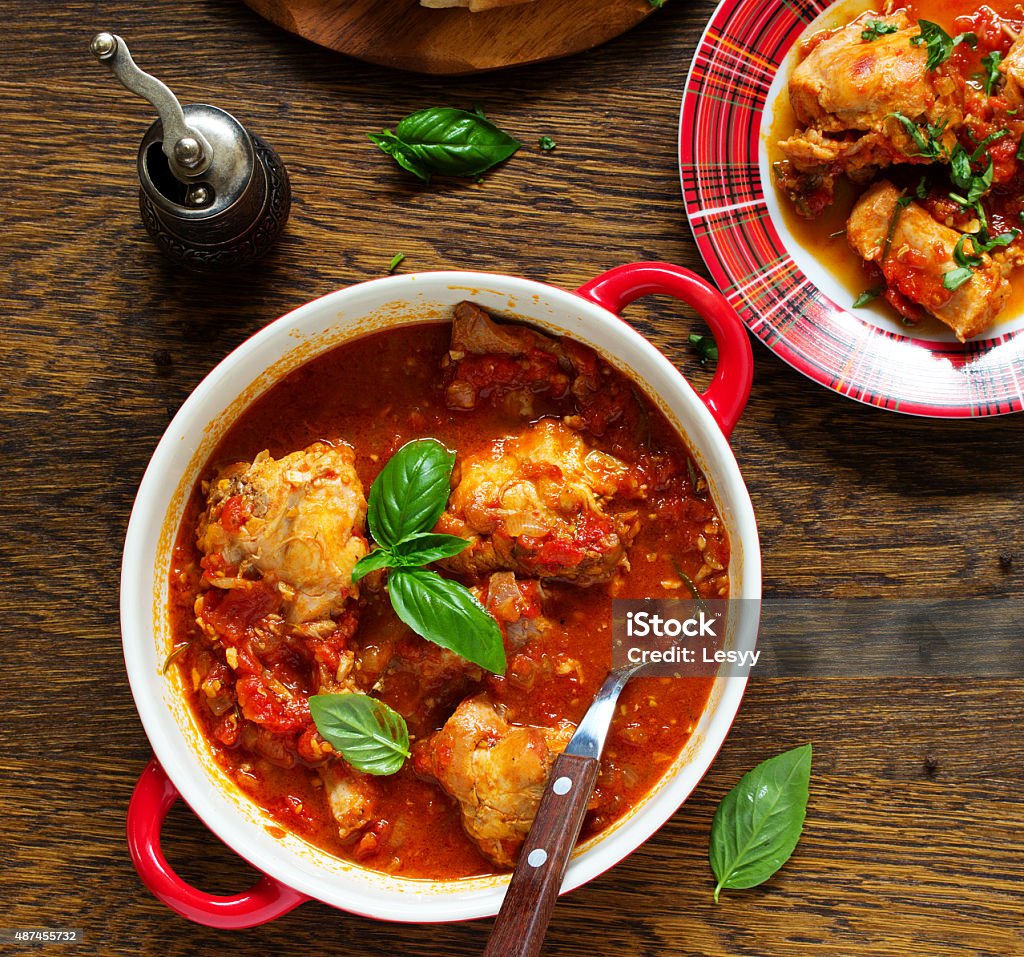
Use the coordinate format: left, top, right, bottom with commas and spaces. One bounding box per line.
709, 744, 812, 902
369, 108, 521, 183
310, 693, 410, 776
353, 439, 506, 675
910, 21, 976, 72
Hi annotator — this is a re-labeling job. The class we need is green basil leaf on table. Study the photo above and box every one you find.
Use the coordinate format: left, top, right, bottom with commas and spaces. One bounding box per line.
368, 130, 432, 182
309, 693, 410, 776
688, 333, 719, 366
371, 108, 521, 182
367, 438, 456, 548
709, 743, 812, 902
388, 567, 506, 676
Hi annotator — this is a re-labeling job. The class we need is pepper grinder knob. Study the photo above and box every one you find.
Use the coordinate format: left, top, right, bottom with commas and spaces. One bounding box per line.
91, 32, 291, 272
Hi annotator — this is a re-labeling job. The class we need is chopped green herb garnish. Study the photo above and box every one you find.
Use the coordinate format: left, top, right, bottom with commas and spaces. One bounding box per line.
943, 266, 974, 291
944, 228, 1019, 292
915, 175, 930, 199
387, 252, 406, 273
910, 21, 977, 72
887, 112, 948, 159
853, 286, 884, 308
949, 156, 994, 207
689, 333, 719, 366
981, 51, 1003, 96
971, 129, 1009, 162
828, 227, 847, 238
953, 234, 983, 269
538, 136, 557, 152
648, 0, 666, 7
1017, 130, 1024, 162
861, 19, 898, 42
950, 145, 973, 190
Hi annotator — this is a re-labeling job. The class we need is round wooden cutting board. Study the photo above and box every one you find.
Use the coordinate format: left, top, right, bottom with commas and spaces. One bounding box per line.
241, 0, 656, 74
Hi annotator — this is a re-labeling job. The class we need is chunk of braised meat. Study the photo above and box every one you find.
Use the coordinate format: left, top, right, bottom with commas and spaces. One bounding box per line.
319, 760, 381, 841
441, 302, 644, 440
412, 694, 573, 867
475, 571, 548, 650
777, 11, 963, 215
846, 180, 1010, 340
197, 442, 368, 624
441, 301, 572, 413
436, 418, 641, 586
356, 605, 483, 739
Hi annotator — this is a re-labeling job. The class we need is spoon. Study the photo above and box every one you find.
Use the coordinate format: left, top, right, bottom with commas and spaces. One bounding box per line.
482, 662, 643, 957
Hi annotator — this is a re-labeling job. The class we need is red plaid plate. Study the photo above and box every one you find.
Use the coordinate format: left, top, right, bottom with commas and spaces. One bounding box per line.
680, 0, 1024, 417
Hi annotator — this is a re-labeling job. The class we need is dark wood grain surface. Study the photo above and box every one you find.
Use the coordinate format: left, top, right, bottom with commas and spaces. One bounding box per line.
1, 2, 1022, 956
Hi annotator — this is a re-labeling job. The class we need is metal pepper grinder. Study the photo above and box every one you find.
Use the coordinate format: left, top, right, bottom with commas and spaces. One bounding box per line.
90, 32, 291, 272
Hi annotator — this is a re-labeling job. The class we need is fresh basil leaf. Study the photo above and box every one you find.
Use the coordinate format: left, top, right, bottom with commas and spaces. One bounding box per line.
351, 546, 396, 584
981, 50, 1003, 95
709, 744, 812, 902
368, 130, 431, 182
968, 157, 994, 203
383, 108, 521, 180
390, 532, 470, 567
860, 19, 897, 42
388, 567, 506, 675
368, 438, 455, 548
943, 266, 974, 291
309, 693, 410, 776
852, 286, 884, 308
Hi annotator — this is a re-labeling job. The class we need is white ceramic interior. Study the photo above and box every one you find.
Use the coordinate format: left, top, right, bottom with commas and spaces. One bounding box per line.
120, 270, 762, 922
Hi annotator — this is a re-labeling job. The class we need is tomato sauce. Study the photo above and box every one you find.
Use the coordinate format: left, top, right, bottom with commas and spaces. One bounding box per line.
168, 321, 727, 880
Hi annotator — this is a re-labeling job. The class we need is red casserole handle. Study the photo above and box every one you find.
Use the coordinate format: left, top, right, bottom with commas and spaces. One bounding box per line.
575, 262, 753, 438
126, 757, 309, 928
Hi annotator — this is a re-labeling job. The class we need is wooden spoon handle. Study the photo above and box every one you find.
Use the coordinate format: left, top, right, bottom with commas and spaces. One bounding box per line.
483, 751, 601, 957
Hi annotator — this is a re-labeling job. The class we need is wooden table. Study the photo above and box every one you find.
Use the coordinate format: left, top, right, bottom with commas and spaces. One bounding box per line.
2, 2, 1022, 955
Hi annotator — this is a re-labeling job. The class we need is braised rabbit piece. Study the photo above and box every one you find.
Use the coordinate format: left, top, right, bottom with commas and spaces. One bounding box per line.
197, 442, 368, 624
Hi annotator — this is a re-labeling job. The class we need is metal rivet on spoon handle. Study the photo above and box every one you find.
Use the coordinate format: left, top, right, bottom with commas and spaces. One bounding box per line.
482, 663, 644, 957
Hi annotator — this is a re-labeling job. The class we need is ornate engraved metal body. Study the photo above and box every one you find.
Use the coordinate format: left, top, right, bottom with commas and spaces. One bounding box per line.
92, 33, 291, 272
